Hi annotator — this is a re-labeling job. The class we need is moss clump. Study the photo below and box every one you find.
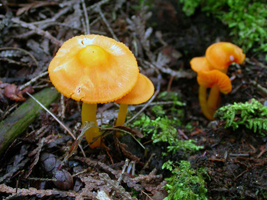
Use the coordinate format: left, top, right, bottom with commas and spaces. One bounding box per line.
162, 160, 208, 200
179, 0, 267, 59
214, 98, 267, 136
132, 114, 202, 153
131, 91, 202, 153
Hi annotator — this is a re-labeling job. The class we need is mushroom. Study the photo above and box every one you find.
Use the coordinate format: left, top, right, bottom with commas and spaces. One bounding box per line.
206, 42, 245, 73
190, 57, 223, 112
115, 73, 154, 136
190, 43, 246, 120
197, 70, 232, 120
48, 35, 139, 148
205, 42, 245, 110
190, 57, 221, 119
190, 57, 213, 73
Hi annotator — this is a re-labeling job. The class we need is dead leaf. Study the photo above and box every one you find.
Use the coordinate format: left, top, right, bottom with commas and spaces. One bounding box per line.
4, 84, 33, 101
21, 85, 34, 95
4, 84, 25, 101
162, 46, 182, 67
53, 169, 74, 190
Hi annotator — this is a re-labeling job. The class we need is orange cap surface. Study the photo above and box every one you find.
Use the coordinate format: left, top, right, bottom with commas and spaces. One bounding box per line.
197, 70, 232, 94
206, 42, 245, 70
116, 73, 154, 104
48, 35, 139, 104
190, 57, 213, 73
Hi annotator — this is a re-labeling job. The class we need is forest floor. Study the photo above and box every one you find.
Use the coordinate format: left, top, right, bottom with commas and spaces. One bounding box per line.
0, 0, 267, 199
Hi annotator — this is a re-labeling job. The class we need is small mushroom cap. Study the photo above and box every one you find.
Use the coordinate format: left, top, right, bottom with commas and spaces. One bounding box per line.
116, 73, 154, 104
48, 35, 139, 104
190, 57, 213, 73
206, 42, 245, 70
197, 70, 232, 94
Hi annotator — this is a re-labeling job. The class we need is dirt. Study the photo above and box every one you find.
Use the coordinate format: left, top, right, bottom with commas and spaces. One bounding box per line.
0, 0, 267, 199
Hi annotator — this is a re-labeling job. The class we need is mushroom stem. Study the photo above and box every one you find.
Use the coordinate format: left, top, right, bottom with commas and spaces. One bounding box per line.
207, 68, 228, 114
115, 104, 128, 137
199, 86, 214, 120
207, 85, 220, 114
81, 103, 101, 148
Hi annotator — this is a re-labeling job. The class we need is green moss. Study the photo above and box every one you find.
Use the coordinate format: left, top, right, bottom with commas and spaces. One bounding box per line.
132, 114, 202, 153
214, 98, 267, 136
131, 91, 206, 198
162, 160, 208, 200
157, 91, 186, 117
179, 0, 267, 59
151, 105, 165, 116
131, 91, 202, 153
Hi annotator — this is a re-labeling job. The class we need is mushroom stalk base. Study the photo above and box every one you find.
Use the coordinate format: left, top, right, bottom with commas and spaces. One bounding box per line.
82, 103, 101, 148
115, 104, 128, 137
199, 86, 215, 120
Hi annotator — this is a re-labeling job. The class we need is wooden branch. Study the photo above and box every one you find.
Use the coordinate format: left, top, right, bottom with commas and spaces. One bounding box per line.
0, 87, 59, 155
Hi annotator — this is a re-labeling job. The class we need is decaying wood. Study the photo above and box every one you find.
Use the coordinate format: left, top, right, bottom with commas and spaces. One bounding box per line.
0, 87, 59, 155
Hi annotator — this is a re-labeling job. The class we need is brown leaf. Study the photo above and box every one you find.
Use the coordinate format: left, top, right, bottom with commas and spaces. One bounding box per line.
53, 169, 74, 190
0, 82, 9, 88
21, 86, 34, 95
162, 46, 182, 67
4, 84, 25, 101
4, 84, 33, 101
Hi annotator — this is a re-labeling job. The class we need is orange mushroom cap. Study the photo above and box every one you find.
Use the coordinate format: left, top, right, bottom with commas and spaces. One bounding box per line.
190, 57, 213, 73
197, 70, 232, 94
206, 42, 245, 70
48, 35, 139, 104
116, 73, 154, 104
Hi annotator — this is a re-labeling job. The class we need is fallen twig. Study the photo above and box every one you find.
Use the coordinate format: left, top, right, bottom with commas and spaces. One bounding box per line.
100, 173, 137, 200
81, 0, 90, 34
0, 47, 39, 68
27, 91, 86, 158
12, 18, 63, 46
0, 184, 78, 198
19, 71, 48, 90
95, 5, 118, 41
250, 80, 267, 97
25, 138, 45, 178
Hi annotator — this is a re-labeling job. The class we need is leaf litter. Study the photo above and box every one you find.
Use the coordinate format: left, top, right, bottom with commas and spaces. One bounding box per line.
0, 0, 267, 199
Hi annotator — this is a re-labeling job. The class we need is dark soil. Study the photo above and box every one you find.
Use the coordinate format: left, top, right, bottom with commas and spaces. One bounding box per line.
0, 0, 267, 199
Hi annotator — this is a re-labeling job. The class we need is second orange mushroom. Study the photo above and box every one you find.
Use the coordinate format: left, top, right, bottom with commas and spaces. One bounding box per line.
190, 42, 245, 120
